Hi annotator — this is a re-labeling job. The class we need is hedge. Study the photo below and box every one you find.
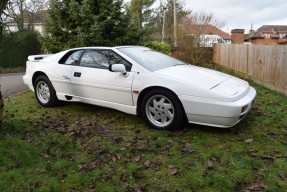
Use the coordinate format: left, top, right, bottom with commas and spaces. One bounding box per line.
0, 30, 42, 68
143, 41, 171, 55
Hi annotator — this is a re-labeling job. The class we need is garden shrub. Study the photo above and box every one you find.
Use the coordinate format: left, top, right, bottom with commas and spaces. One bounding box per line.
0, 30, 42, 68
143, 41, 171, 54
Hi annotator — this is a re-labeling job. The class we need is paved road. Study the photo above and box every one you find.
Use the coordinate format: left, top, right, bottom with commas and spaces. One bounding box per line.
0, 73, 28, 98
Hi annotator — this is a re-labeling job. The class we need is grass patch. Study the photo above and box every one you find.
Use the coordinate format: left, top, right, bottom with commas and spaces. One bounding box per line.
1, 66, 287, 191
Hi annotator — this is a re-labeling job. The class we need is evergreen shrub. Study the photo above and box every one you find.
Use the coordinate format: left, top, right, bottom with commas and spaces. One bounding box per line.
0, 30, 41, 68
143, 41, 171, 54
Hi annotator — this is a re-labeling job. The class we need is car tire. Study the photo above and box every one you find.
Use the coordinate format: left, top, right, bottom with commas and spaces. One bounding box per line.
141, 89, 185, 130
34, 75, 58, 107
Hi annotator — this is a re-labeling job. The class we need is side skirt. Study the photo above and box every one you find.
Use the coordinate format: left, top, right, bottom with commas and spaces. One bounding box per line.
56, 93, 137, 115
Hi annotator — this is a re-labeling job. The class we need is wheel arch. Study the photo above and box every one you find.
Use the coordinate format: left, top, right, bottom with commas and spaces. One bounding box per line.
136, 86, 186, 116
32, 71, 48, 87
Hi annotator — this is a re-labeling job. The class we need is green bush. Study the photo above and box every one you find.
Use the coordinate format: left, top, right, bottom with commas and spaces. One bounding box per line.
143, 41, 171, 54
0, 31, 42, 68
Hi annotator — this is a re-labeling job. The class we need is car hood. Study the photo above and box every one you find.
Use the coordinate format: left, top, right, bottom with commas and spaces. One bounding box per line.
155, 65, 231, 89
155, 65, 249, 99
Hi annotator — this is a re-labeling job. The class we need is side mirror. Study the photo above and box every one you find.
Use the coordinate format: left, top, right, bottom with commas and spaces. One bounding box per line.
109, 64, 128, 76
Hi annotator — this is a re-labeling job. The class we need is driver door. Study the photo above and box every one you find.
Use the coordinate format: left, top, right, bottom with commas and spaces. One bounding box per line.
70, 49, 135, 105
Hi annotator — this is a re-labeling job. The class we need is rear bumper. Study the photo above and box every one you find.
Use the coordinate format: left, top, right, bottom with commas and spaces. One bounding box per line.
179, 87, 256, 128
23, 75, 34, 91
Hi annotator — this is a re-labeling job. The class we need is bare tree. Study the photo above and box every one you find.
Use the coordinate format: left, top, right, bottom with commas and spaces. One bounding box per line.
0, 0, 9, 14
176, 11, 226, 64
4, 0, 48, 31
0, 0, 9, 32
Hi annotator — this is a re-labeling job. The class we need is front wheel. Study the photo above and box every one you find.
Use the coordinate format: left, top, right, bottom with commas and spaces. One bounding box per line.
141, 89, 185, 130
34, 75, 58, 107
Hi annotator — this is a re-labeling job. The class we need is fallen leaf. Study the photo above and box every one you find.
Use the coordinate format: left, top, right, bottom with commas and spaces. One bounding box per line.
223, 146, 231, 152
146, 135, 152, 140
252, 165, 259, 170
120, 182, 129, 188
124, 142, 132, 147
267, 131, 277, 136
133, 154, 143, 162
183, 142, 191, 148
268, 101, 280, 106
98, 148, 108, 154
136, 144, 145, 150
168, 168, 178, 175
136, 165, 144, 170
192, 154, 201, 158
228, 137, 244, 141
182, 148, 195, 153
168, 165, 177, 169
155, 142, 161, 148
184, 162, 194, 168
207, 159, 214, 169
144, 160, 151, 168
120, 174, 127, 181
112, 157, 117, 163
245, 138, 254, 143
112, 136, 123, 143
132, 184, 143, 192
168, 140, 176, 145
245, 181, 266, 190
134, 174, 145, 179
111, 153, 122, 163
248, 149, 258, 153
153, 167, 160, 171
43, 154, 49, 158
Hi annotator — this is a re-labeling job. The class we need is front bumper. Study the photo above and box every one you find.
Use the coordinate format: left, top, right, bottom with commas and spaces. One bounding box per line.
179, 87, 256, 128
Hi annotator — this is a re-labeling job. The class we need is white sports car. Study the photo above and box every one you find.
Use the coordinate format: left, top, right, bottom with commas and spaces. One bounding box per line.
23, 46, 256, 130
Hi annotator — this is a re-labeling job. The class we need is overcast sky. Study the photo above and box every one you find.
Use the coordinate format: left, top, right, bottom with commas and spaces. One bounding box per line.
185, 0, 287, 33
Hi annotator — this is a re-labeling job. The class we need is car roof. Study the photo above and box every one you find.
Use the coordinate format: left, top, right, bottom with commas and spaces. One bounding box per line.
70, 45, 146, 50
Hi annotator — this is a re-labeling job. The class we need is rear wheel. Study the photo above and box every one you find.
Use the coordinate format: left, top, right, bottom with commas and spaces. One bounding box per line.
141, 89, 185, 130
34, 75, 58, 107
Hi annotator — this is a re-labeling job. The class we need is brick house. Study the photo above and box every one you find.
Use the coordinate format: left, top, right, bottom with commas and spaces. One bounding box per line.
245, 25, 287, 44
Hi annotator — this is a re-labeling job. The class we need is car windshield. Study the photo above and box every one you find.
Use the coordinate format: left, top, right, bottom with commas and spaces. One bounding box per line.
117, 47, 186, 71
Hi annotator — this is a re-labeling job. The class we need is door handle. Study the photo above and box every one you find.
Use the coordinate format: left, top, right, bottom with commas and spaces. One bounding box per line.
62, 75, 70, 79
74, 72, 81, 77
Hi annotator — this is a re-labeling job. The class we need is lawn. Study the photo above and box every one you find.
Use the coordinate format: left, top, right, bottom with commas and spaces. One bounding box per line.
1, 67, 287, 192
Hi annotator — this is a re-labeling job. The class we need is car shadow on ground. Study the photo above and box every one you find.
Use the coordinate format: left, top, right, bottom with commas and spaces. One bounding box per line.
56, 101, 243, 136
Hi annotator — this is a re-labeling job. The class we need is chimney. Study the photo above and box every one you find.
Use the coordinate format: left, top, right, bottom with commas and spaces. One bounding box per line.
231, 29, 245, 44
249, 24, 254, 34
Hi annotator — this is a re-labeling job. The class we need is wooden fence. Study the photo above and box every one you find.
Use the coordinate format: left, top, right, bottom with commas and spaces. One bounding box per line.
213, 44, 287, 96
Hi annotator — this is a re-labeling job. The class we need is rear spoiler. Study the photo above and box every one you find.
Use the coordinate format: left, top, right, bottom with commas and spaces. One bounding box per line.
28, 54, 52, 61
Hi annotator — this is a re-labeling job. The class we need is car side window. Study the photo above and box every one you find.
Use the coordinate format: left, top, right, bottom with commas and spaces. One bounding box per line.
109, 51, 132, 72
59, 50, 84, 65
80, 50, 109, 69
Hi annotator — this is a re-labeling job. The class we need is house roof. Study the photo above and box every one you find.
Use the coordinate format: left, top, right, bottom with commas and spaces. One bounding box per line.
6, 9, 48, 24
246, 25, 287, 40
186, 24, 231, 40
